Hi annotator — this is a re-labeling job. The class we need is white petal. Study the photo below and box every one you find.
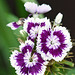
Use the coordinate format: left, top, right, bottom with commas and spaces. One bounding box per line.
24, 2, 38, 13
37, 4, 51, 14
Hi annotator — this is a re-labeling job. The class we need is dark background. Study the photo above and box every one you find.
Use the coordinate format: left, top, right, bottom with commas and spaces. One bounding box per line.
7, 0, 75, 62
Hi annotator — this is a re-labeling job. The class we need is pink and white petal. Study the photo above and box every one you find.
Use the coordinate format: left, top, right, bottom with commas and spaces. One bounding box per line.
39, 17, 51, 28
19, 43, 26, 51
10, 50, 21, 69
52, 51, 67, 62
19, 40, 34, 54
23, 17, 35, 32
37, 4, 52, 14
54, 26, 72, 52
24, 2, 38, 14
37, 44, 52, 60
15, 65, 29, 75
28, 63, 46, 75
7, 22, 20, 30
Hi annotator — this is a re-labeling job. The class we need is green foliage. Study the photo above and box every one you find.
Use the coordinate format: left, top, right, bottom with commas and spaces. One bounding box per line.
67, 68, 75, 75
45, 60, 74, 75
15, 0, 29, 18
0, 0, 20, 75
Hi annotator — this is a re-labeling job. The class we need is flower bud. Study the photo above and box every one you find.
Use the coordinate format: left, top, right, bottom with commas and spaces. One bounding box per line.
55, 13, 63, 24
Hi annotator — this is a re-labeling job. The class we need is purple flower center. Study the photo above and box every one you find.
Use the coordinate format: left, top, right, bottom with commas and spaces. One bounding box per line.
38, 28, 68, 57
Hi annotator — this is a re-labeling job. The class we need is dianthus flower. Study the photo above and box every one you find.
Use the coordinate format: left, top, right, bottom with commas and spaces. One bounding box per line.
10, 40, 47, 75
23, 17, 51, 41
37, 26, 72, 61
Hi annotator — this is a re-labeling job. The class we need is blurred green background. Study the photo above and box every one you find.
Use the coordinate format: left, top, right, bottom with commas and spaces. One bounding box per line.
0, 0, 75, 75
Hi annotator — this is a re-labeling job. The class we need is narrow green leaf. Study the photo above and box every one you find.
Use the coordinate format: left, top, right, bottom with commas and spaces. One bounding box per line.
60, 60, 74, 67
52, 65, 60, 72
45, 71, 51, 75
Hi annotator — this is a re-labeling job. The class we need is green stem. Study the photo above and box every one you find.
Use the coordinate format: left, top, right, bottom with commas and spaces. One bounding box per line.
33, 13, 39, 19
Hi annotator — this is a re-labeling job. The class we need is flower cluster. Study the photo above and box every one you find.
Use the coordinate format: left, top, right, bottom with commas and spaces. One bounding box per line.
7, 2, 72, 75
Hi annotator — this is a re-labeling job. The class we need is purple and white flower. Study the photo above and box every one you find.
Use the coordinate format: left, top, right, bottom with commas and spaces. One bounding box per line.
24, 2, 51, 14
37, 26, 72, 61
23, 17, 51, 41
10, 40, 47, 75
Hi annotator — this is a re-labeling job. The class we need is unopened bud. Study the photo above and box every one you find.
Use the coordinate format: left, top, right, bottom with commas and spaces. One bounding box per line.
55, 13, 63, 24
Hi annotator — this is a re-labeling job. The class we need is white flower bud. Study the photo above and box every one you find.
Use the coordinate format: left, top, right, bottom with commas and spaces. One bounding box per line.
55, 13, 63, 24
20, 30, 25, 35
